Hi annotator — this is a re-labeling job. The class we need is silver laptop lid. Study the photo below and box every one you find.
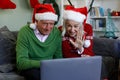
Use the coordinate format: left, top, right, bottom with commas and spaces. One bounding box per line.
40, 56, 102, 80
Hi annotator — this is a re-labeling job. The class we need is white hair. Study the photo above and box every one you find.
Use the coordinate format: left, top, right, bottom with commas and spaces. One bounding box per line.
62, 19, 84, 36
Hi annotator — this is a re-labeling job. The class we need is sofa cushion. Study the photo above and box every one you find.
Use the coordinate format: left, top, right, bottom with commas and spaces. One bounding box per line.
93, 37, 119, 58
0, 72, 25, 80
0, 64, 15, 73
0, 26, 16, 41
114, 39, 120, 58
0, 26, 16, 73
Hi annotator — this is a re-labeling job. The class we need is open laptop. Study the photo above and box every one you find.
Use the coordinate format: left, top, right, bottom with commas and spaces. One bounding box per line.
40, 56, 102, 80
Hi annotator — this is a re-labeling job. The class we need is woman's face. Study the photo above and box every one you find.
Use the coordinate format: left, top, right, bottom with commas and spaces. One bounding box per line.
65, 20, 82, 37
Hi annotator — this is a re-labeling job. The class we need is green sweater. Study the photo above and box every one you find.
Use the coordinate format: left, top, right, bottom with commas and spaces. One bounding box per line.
16, 25, 62, 70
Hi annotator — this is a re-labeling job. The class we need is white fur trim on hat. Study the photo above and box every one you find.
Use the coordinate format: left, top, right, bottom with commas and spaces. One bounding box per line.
77, 47, 84, 54
30, 23, 36, 30
64, 10, 86, 23
35, 12, 58, 21
84, 40, 90, 48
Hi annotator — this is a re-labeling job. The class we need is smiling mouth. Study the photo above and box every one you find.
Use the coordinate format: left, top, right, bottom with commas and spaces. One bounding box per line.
70, 32, 76, 35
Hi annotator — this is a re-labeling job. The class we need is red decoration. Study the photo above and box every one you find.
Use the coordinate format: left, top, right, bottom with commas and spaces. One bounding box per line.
0, 0, 16, 9
111, 11, 120, 16
32, 4, 57, 23
64, 5, 87, 24
30, 0, 40, 8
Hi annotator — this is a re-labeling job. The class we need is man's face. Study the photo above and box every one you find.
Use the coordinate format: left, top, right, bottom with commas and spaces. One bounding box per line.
65, 20, 81, 37
36, 20, 55, 35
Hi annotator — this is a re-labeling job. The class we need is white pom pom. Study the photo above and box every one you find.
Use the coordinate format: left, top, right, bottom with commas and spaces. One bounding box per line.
84, 40, 91, 48
30, 23, 36, 30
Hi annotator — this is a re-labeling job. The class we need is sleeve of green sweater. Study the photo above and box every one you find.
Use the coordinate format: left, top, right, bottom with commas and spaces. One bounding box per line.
53, 30, 63, 59
16, 26, 40, 70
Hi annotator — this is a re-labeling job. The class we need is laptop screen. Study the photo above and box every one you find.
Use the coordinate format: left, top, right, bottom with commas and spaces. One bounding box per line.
40, 56, 102, 80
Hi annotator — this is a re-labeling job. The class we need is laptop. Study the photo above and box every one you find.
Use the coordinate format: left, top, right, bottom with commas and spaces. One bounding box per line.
40, 56, 102, 80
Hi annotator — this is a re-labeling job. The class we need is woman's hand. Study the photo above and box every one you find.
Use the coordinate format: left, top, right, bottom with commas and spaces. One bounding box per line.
81, 54, 90, 57
69, 28, 85, 50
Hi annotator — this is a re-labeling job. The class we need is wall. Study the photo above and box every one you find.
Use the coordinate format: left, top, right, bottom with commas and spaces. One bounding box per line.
92, 0, 120, 37
0, 0, 120, 34
0, 0, 63, 31
0, 0, 33, 31
93, 0, 120, 11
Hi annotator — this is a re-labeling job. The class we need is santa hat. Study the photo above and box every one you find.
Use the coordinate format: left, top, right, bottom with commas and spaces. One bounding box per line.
62, 5, 88, 36
0, 0, 16, 9
30, 0, 40, 8
63, 5, 87, 23
30, 4, 58, 29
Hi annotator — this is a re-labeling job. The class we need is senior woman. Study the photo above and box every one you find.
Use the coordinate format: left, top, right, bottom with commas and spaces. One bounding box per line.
61, 5, 94, 58
59, 5, 108, 80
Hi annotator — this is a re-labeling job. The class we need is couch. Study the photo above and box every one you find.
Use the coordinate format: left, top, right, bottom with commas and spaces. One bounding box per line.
93, 37, 120, 80
0, 26, 119, 80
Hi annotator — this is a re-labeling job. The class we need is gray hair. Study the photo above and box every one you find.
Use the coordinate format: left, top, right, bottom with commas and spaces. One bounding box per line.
62, 19, 84, 36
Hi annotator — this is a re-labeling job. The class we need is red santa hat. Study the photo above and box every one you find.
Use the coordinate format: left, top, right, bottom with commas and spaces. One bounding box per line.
0, 0, 16, 9
63, 5, 87, 23
30, 3, 58, 29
